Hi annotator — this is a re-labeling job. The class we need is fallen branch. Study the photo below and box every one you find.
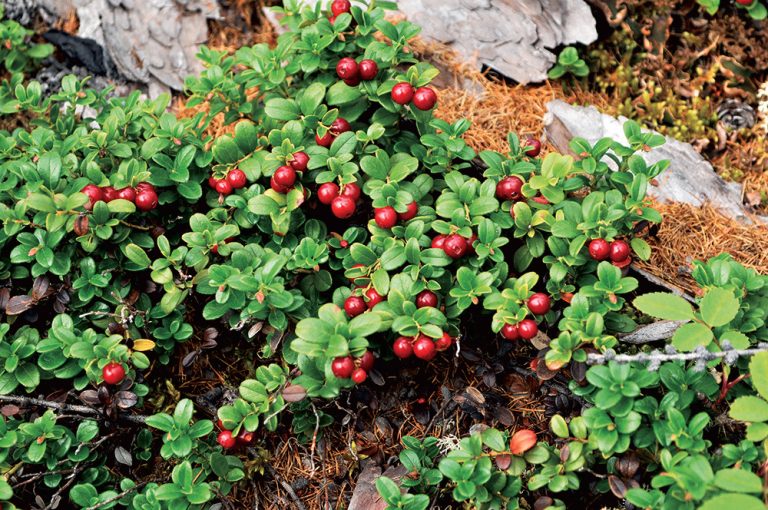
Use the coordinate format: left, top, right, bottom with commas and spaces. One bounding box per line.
0, 395, 147, 424
86, 481, 148, 510
587, 342, 768, 370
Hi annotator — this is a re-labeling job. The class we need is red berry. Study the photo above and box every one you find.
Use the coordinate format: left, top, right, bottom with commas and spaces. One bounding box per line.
331, 0, 351, 15
561, 292, 574, 304
413, 335, 437, 361
443, 234, 468, 259
412, 87, 437, 110
273, 166, 297, 188
351, 368, 367, 384
364, 287, 384, 309
217, 430, 236, 449
524, 138, 541, 157
501, 324, 520, 341
208, 176, 220, 189
317, 182, 339, 205
135, 190, 159, 211
102, 362, 125, 385
331, 196, 356, 219
398, 201, 418, 221
340, 240, 349, 248
415, 290, 438, 309
344, 295, 366, 317
613, 257, 632, 269
358, 59, 378, 80
316, 131, 334, 147
330, 117, 351, 135
101, 186, 118, 202
527, 292, 551, 315
134, 182, 155, 194
328, 14, 337, 23
518, 319, 538, 340
358, 351, 375, 372
211, 244, 219, 255
227, 169, 247, 189
374, 206, 397, 229
331, 356, 355, 378
343, 75, 361, 87
532, 195, 549, 205
81, 184, 103, 210
215, 179, 233, 195
431, 235, 447, 249
391, 82, 414, 105
609, 240, 630, 262
116, 187, 136, 202
495, 176, 524, 201
393, 337, 413, 359
236, 429, 254, 445
290, 151, 309, 171
216, 419, 226, 430
336, 57, 359, 80
466, 234, 478, 254
340, 182, 361, 201
588, 239, 610, 261
435, 331, 452, 351
270, 175, 291, 194
736, 0, 754, 5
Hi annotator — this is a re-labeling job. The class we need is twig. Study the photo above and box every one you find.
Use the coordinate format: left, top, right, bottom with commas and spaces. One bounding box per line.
0, 395, 147, 424
268, 467, 306, 510
588, 342, 768, 371
308, 402, 320, 474
85, 481, 148, 509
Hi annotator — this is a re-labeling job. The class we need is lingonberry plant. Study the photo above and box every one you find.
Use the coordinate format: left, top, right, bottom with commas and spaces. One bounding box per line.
0, 1, 767, 509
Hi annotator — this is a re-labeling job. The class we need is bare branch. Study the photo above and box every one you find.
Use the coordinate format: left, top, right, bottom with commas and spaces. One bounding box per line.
588, 342, 768, 371
0, 395, 147, 424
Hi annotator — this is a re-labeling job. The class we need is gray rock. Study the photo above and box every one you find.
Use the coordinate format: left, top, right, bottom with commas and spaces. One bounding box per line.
543, 99, 768, 225
619, 320, 686, 345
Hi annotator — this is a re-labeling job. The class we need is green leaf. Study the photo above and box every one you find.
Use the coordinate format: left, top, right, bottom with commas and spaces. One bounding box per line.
264, 98, 300, 121
375, 477, 401, 503
327, 81, 363, 105
26, 193, 57, 213
123, 244, 152, 269
481, 428, 506, 451
550, 415, 569, 438
633, 293, 695, 321
348, 313, 382, 337
749, 352, 768, 401
106, 199, 136, 214
212, 135, 242, 164
671, 322, 713, 352
700, 287, 739, 327
630, 237, 651, 261
699, 494, 766, 510
713, 469, 763, 493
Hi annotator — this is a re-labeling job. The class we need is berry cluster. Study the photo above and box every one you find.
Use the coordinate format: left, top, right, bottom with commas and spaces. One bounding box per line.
431, 232, 477, 260
318, 181, 361, 219
344, 284, 385, 317
216, 419, 254, 450
315, 116, 352, 148
81, 182, 158, 212
336, 56, 379, 86
390, 82, 438, 111
588, 238, 632, 268
208, 168, 248, 196
499, 292, 550, 342
331, 350, 375, 384
393, 331, 453, 361
373, 201, 418, 229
